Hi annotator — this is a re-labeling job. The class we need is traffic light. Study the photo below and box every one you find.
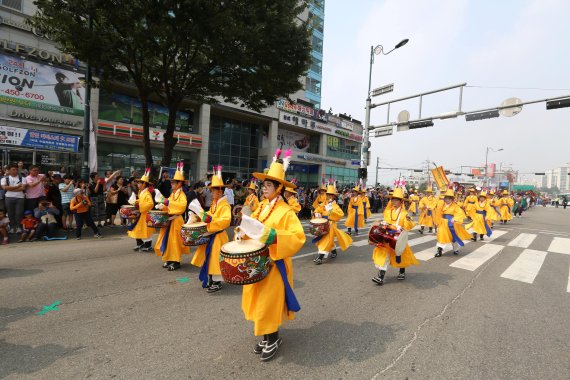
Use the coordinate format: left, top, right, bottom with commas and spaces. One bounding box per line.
546, 98, 570, 110
465, 110, 500, 121
358, 168, 367, 179
408, 120, 434, 129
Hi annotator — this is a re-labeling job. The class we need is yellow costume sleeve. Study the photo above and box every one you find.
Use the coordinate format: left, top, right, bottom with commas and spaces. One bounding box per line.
287, 197, 302, 213
452, 204, 467, 223
207, 202, 231, 233
138, 191, 154, 213
266, 209, 306, 261
324, 203, 344, 222
164, 191, 187, 215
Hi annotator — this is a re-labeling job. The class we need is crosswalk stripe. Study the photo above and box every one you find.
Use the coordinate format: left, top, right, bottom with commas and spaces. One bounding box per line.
449, 244, 503, 271
408, 235, 436, 247
481, 230, 508, 242
568, 265, 570, 293
353, 239, 370, 247
547, 237, 570, 255
507, 233, 537, 248
500, 249, 547, 284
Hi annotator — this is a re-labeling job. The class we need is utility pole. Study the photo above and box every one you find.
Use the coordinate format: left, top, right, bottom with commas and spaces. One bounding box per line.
375, 156, 379, 186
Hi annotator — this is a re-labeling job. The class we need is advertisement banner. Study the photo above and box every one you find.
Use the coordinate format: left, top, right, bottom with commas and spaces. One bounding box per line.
277, 128, 311, 152
279, 111, 363, 143
0, 54, 85, 116
0, 125, 80, 152
486, 163, 496, 178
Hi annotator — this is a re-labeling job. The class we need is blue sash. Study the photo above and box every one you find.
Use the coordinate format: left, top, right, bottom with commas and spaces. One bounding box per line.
443, 214, 464, 246
199, 230, 223, 288
159, 219, 173, 255
476, 210, 492, 236
127, 214, 141, 231
427, 209, 432, 216
275, 259, 301, 312
352, 205, 359, 231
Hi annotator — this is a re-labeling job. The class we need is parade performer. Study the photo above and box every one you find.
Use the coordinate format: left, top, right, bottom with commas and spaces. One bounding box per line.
463, 187, 478, 216
189, 165, 231, 293
361, 188, 371, 223
312, 183, 327, 213
433, 188, 471, 257
283, 183, 302, 214
153, 162, 190, 271
312, 181, 353, 264
488, 190, 500, 228
498, 190, 514, 224
245, 180, 260, 213
468, 191, 498, 241
237, 148, 305, 361
345, 185, 365, 235
418, 186, 437, 234
127, 168, 154, 252
408, 189, 420, 217
371, 187, 419, 285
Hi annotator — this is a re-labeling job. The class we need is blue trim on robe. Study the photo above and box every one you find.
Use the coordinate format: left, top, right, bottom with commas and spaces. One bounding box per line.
199, 230, 223, 288
275, 259, 300, 312
443, 214, 464, 246
476, 210, 492, 236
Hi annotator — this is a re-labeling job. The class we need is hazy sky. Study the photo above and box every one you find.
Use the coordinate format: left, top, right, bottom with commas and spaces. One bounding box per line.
321, 0, 570, 185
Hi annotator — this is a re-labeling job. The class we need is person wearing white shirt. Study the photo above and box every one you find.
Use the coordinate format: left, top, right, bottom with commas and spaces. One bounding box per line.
224, 183, 235, 205
1, 164, 27, 233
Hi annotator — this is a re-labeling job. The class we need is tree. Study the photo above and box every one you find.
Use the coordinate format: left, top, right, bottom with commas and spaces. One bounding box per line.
31, 0, 312, 168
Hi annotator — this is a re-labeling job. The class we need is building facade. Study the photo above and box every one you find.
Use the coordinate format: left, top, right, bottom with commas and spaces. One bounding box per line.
543, 164, 570, 193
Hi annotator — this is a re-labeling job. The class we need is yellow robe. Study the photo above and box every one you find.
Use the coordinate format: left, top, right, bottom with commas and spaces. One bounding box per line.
468, 201, 498, 236
242, 198, 306, 336
154, 189, 190, 262
362, 196, 371, 220
498, 197, 514, 221
245, 193, 259, 212
190, 197, 231, 276
127, 188, 154, 240
372, 206, 419, 269
463, 195, 478, 215
287, 196, 302, 214
312, 193, 326, 211
314, 202, 352, 253
344, 196, 365, 229
408, 194, 420, 214
418, 195, 437, 227
434, 202, 471, 244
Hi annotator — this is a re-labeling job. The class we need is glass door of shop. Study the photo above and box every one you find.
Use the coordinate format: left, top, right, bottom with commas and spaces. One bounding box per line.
0, 147, 35, 170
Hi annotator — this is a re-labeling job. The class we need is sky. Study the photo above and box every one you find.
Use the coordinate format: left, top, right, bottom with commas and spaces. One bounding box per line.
321, 0, 570, 186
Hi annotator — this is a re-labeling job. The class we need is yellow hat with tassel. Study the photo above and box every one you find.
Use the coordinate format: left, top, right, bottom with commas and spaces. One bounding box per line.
253, 149, 295, 188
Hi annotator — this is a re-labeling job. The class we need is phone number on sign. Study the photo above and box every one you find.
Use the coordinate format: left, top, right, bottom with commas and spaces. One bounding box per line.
2, 89, 45, 100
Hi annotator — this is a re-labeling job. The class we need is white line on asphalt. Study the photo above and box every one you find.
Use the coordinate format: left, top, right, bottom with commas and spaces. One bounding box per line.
568, 265, 570, 293
353, 239, 370, 247
500, 249, 547, 284
408, 235, 436, 247
513, 227, 570, 236
449, 244, 503, 271
481, 230, 508, 243
547, 237, 570, 255
507, 233, 537, 248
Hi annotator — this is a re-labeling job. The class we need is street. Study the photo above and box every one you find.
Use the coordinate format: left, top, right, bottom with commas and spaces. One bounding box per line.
1, 206, 569, 379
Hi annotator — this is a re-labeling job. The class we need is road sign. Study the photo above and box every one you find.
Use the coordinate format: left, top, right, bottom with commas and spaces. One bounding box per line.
373, 126, 393, 137
371, 83, 394, 97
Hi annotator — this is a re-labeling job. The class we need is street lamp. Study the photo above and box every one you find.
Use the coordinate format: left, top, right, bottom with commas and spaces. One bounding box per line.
485, 147, 503, 186
361, 38, 409, 187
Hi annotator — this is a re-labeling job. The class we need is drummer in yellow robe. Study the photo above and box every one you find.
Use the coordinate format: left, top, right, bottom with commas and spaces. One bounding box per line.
371, 187, 419, 285
237, 148, 305, 361
463, 187, 478, 216
312, 184, 327, 214
468, 191, 498, 241
127, 167, 155, 252
488, 190, 500, 228
408, 189, 420, 217
344, 186, 365, 235
153, 162, 190, 270
189, 165, 231, 292
283, 182, 302, 214
418, 186, 437, 234
244, 181, 260, 213
312, 182, 352, 265
433, 188, 471, 257
361, 188, 371, 222
498, 190, 514, 224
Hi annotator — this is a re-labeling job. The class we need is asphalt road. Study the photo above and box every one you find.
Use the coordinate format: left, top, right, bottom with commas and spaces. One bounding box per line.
1, 206, 569, 379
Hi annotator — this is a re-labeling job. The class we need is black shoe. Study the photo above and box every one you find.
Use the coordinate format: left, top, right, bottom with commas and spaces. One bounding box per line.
254, 340, 267, 354
330, 249, 337, 258
397, 273, 406, 280
480, 234, 484, 241
313, 258, 323, 265
207, 282, 223, 293
141, 242, 153, 252
429, 228, 433, 233
419, 228, 424, 234
372, 276, 384, 285
163, 261, 172, 269
133, 244, 143, 251
260, 338, 282, 362
453, 250, 459, 255
347, 229, 352, 235
471, 233, 477, 242
435, 247, 443, 257
167, 262, 181, 271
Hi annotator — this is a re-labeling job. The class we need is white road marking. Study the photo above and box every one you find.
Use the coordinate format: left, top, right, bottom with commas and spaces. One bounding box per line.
500, 249, 547, 284
414, 249, 437, 261
450, 244, 503, 271
353, 239, 370, 247
481, 230, 508, 243
547, 237, 570, 255
408, 235, 436, 247
507, 233, 537, 248
568, 265, 570, 293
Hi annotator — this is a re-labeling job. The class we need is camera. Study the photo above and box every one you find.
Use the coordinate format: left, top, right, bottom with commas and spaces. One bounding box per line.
82, 200, 88, 205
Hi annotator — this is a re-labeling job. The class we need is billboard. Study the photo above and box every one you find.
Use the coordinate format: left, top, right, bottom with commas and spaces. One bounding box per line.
277, 128, 311, 152
0, 54, 85, 116
0, 125, 80, 152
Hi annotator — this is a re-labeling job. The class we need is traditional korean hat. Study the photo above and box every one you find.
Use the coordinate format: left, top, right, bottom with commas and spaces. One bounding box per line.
252, 149, 295, 188
138, 167, 152, 184
352, 185, 361, 192
172, 161, 185, 181
469, 187, 476, 193
425, 186, 433, 193
389, 187, 408, 201
285, 178, 298, 194
502, 189, 509, 195
326, 179, 338, 196
479, 191, 488, 198
247, 179, 258, 191
208, 165, 228, 188
443, 188, 456, 198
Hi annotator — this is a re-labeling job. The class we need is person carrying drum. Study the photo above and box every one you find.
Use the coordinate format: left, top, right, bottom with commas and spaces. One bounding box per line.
467, 191, 498, 241
418, 186, 437, 234
127, 168, 155, 252
312, 183, 327, 214
153, 162, 190, 271
189, 165, 231, 293
237, 148, 305, 362
361, 188, 371, 223
433, 188, 471, 257
245, 180, 260, 213
498, 190, 514, 224
371, 187, 419, 285
284, 182, 302, 214
345, 185, 365, 235
312, 181, 353, 265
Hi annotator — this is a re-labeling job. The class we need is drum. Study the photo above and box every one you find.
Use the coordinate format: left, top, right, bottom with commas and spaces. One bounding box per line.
220, 239, 272, 285
368, 224, 409, 255
309, 218, 330, 237
180, 222, 211, 246
146, 210, 169, 228
119, 205, 140, 220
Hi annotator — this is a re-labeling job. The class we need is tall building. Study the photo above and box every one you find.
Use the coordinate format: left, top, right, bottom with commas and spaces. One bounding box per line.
0, 1, 361, 187
543, 164, 570, 192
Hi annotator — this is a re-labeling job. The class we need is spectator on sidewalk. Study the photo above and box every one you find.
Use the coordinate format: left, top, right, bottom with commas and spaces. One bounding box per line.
59, 175, 75, 230
115, 176, 129, 226
24, 166, 46, 212
89, 172, 106, 227
34, 197, 60, 239
1, 164, 27, 234
19, 210, 38, 242
70, 188, 102, 240
0, 209, 8, 245
157, 170, 172, 198
17, 161, 28, 177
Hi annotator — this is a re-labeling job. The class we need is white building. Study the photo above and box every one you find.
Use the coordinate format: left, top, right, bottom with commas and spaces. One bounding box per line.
543, 164, 570, 192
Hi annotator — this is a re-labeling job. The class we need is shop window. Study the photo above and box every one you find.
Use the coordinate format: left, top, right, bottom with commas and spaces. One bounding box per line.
1, 0, 22, 11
